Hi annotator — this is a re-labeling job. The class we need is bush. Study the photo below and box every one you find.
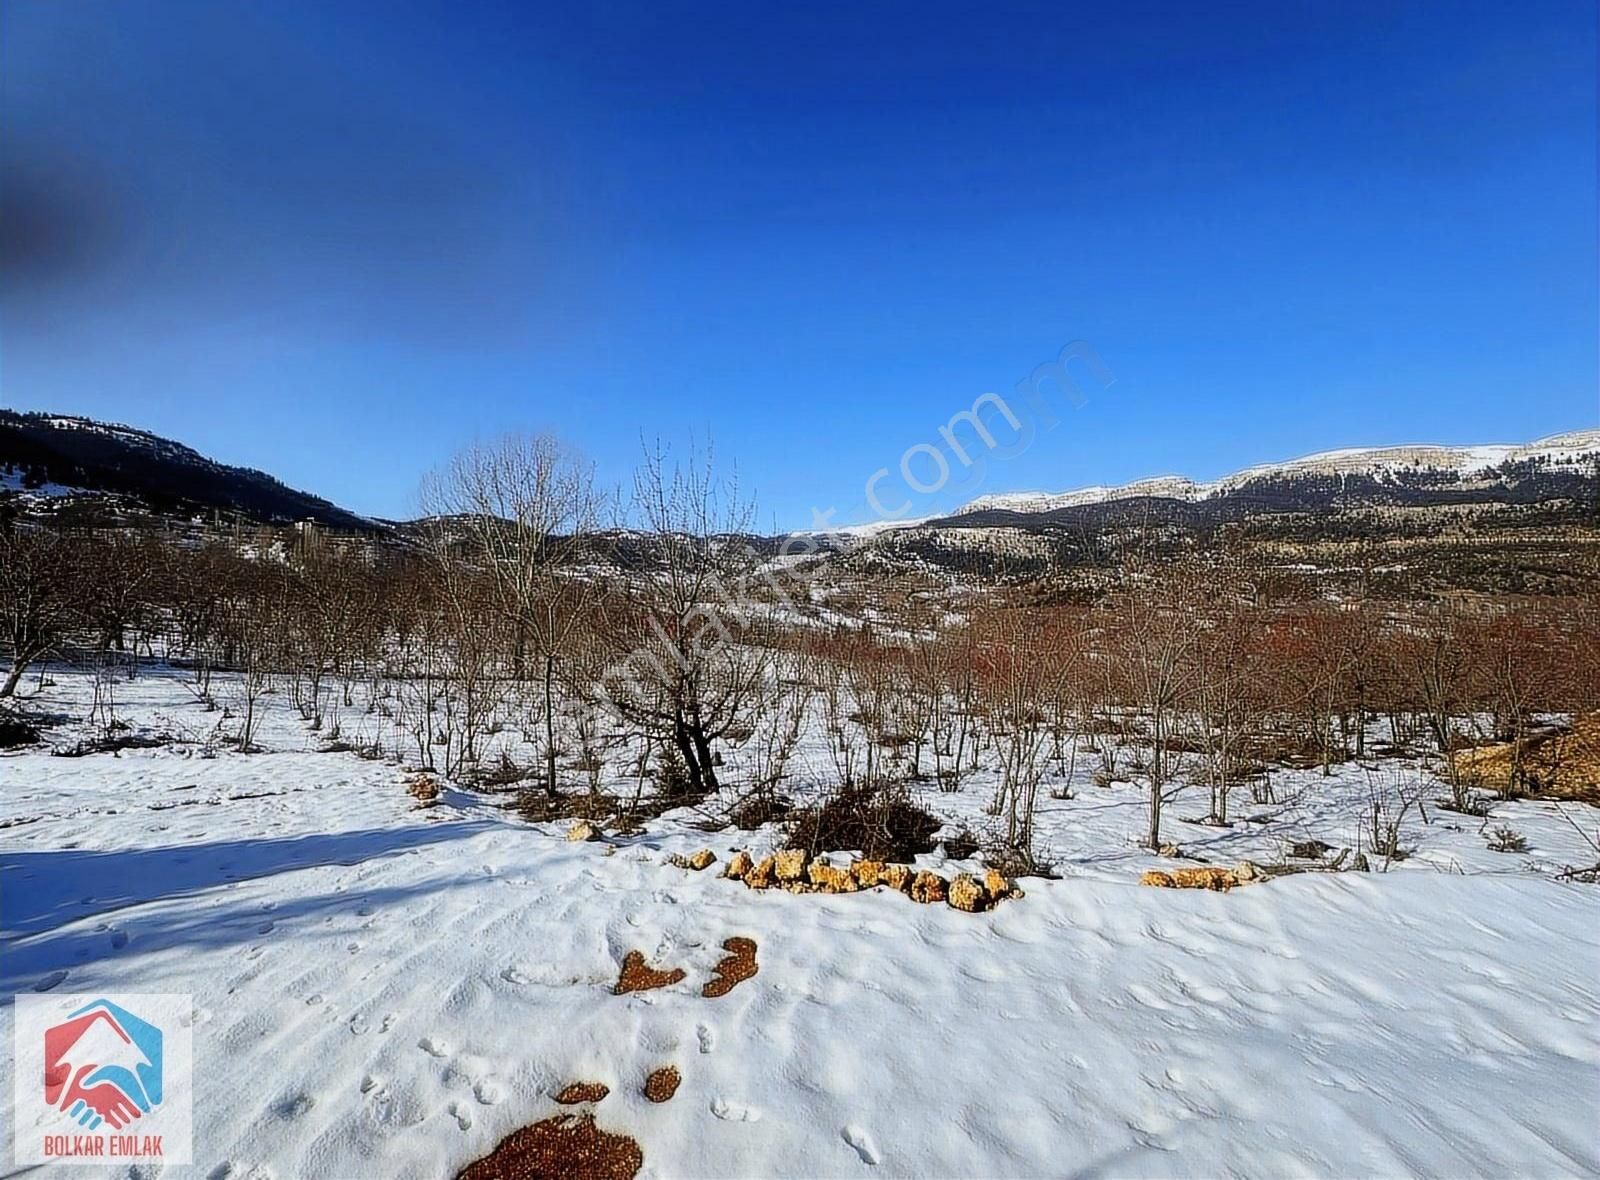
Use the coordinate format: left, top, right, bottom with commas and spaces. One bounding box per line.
469, 750, 531, 790
941, 826, 979, 860
983, 841, 1057, 879
1486, 824, 1528, 853
0, 713, 41, 749
783, 784, 940, 863
513, 788, 614, 824
651, 743, 697, 800
729, 791, 793, 830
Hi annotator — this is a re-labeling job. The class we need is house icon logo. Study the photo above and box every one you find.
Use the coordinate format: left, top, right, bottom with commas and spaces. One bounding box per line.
44, 998, 164, 1130
13, 991, 193, 1166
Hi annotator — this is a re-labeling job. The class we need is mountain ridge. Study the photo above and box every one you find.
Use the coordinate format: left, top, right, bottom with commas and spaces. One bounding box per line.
954, 429, 1600, 520
0, 409, 380, 531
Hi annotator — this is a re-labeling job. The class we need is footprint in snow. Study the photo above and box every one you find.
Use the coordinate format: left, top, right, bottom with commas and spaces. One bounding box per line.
710, 1097, 761, 1122
276, 1092, 315, 1119
34, 969, 69, 992
419, 1036, 450, 1058
448, 1101, 473, 1131
110, 929, 129, 949
208, 1162, 274, 1180
349, 1014, 370, 1035
843, 1125, 880, 1165
360, 1075, 381, 1095
696, 1023, 716, 1054
381, 1013, 397, 1033
473, 1078, 504, 1106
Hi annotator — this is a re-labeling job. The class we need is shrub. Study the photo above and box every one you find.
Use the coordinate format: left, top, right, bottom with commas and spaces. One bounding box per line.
729, 791, 793, 830
783, 784, 940, 863
469, 750, 531, 789
941, 826, 979, 860
0, 713, 40, 749
1486, 824, 1528, 853
513, 789, 615, 824
983, 841, 1057, 879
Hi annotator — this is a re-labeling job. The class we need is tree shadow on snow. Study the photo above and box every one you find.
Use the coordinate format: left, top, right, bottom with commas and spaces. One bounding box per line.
0, 875, 486, 999
0, 821, 494, 941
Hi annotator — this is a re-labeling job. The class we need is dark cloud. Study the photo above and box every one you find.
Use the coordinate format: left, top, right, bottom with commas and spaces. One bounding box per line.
0, 145, 126, 289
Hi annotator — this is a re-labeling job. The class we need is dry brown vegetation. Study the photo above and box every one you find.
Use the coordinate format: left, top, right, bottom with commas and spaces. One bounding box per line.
1453, 712, 1600, 803
611, 952, 685, 995
702, 937, 759, 999
4, 439, 1596, 887
455, 1112, 641, 1180
641, 1067, 680, 1104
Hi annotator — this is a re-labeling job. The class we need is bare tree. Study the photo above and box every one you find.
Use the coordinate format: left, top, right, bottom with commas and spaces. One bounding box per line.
1188, 578, 1266, 825
593, 441, 769, 794
1105, 564, 1203, 849
423, 434, 605, 793
0, 523, 82, 699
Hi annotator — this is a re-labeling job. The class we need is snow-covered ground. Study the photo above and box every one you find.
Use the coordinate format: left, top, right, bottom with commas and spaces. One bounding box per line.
4, 670, 1599, 1178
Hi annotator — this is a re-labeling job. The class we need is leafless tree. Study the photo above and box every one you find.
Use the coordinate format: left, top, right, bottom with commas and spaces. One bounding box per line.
423, 433, 606, 793
1105, 564, 1203, 849
592, 441, 770, 793
0, 524, 82, 699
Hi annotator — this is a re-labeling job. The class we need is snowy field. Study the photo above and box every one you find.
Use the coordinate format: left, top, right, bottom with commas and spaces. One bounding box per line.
4, 669, 1599, 1179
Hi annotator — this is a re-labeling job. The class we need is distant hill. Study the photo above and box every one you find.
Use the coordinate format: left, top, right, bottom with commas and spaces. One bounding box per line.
949, 430, 1600, 520
798, 429, 1600, 594
0, 410, 378, 531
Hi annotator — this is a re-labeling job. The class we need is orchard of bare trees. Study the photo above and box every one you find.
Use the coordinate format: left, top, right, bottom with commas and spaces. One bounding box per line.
4, 436, 1597, 874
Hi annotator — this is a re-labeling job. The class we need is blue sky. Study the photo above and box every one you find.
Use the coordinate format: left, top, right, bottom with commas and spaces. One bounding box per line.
3, 0, 1595, 528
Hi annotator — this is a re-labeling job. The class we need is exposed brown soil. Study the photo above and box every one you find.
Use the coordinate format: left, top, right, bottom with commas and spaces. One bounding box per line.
642, 1066, 680, 1103
702, 936, 759, 998
612, 951, 686, 995
457, 1112, 641, 1180
554, 1082, 610, 1104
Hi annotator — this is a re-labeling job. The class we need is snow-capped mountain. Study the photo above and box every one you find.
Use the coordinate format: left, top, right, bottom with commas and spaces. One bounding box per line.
957, 430, 1600, 518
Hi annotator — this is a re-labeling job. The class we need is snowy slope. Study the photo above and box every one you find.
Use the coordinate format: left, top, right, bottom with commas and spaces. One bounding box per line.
960, 429, 1600, 517
3, 671, 1599, 1178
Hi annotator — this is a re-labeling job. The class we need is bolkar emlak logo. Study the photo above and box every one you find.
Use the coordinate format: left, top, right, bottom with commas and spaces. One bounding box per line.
13, 994, 193, 1166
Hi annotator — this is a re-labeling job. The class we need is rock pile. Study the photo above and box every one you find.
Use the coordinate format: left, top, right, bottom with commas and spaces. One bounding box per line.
1140, 866, 1243, 891
667, 849, 716, 871
710, 850, 1018, 913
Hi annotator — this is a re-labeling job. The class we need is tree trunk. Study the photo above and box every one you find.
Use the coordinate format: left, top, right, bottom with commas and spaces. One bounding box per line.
692, 727, 719, 791
0, 657, 26, 699
673, 717, 703, 793
543, 653, 558, 796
